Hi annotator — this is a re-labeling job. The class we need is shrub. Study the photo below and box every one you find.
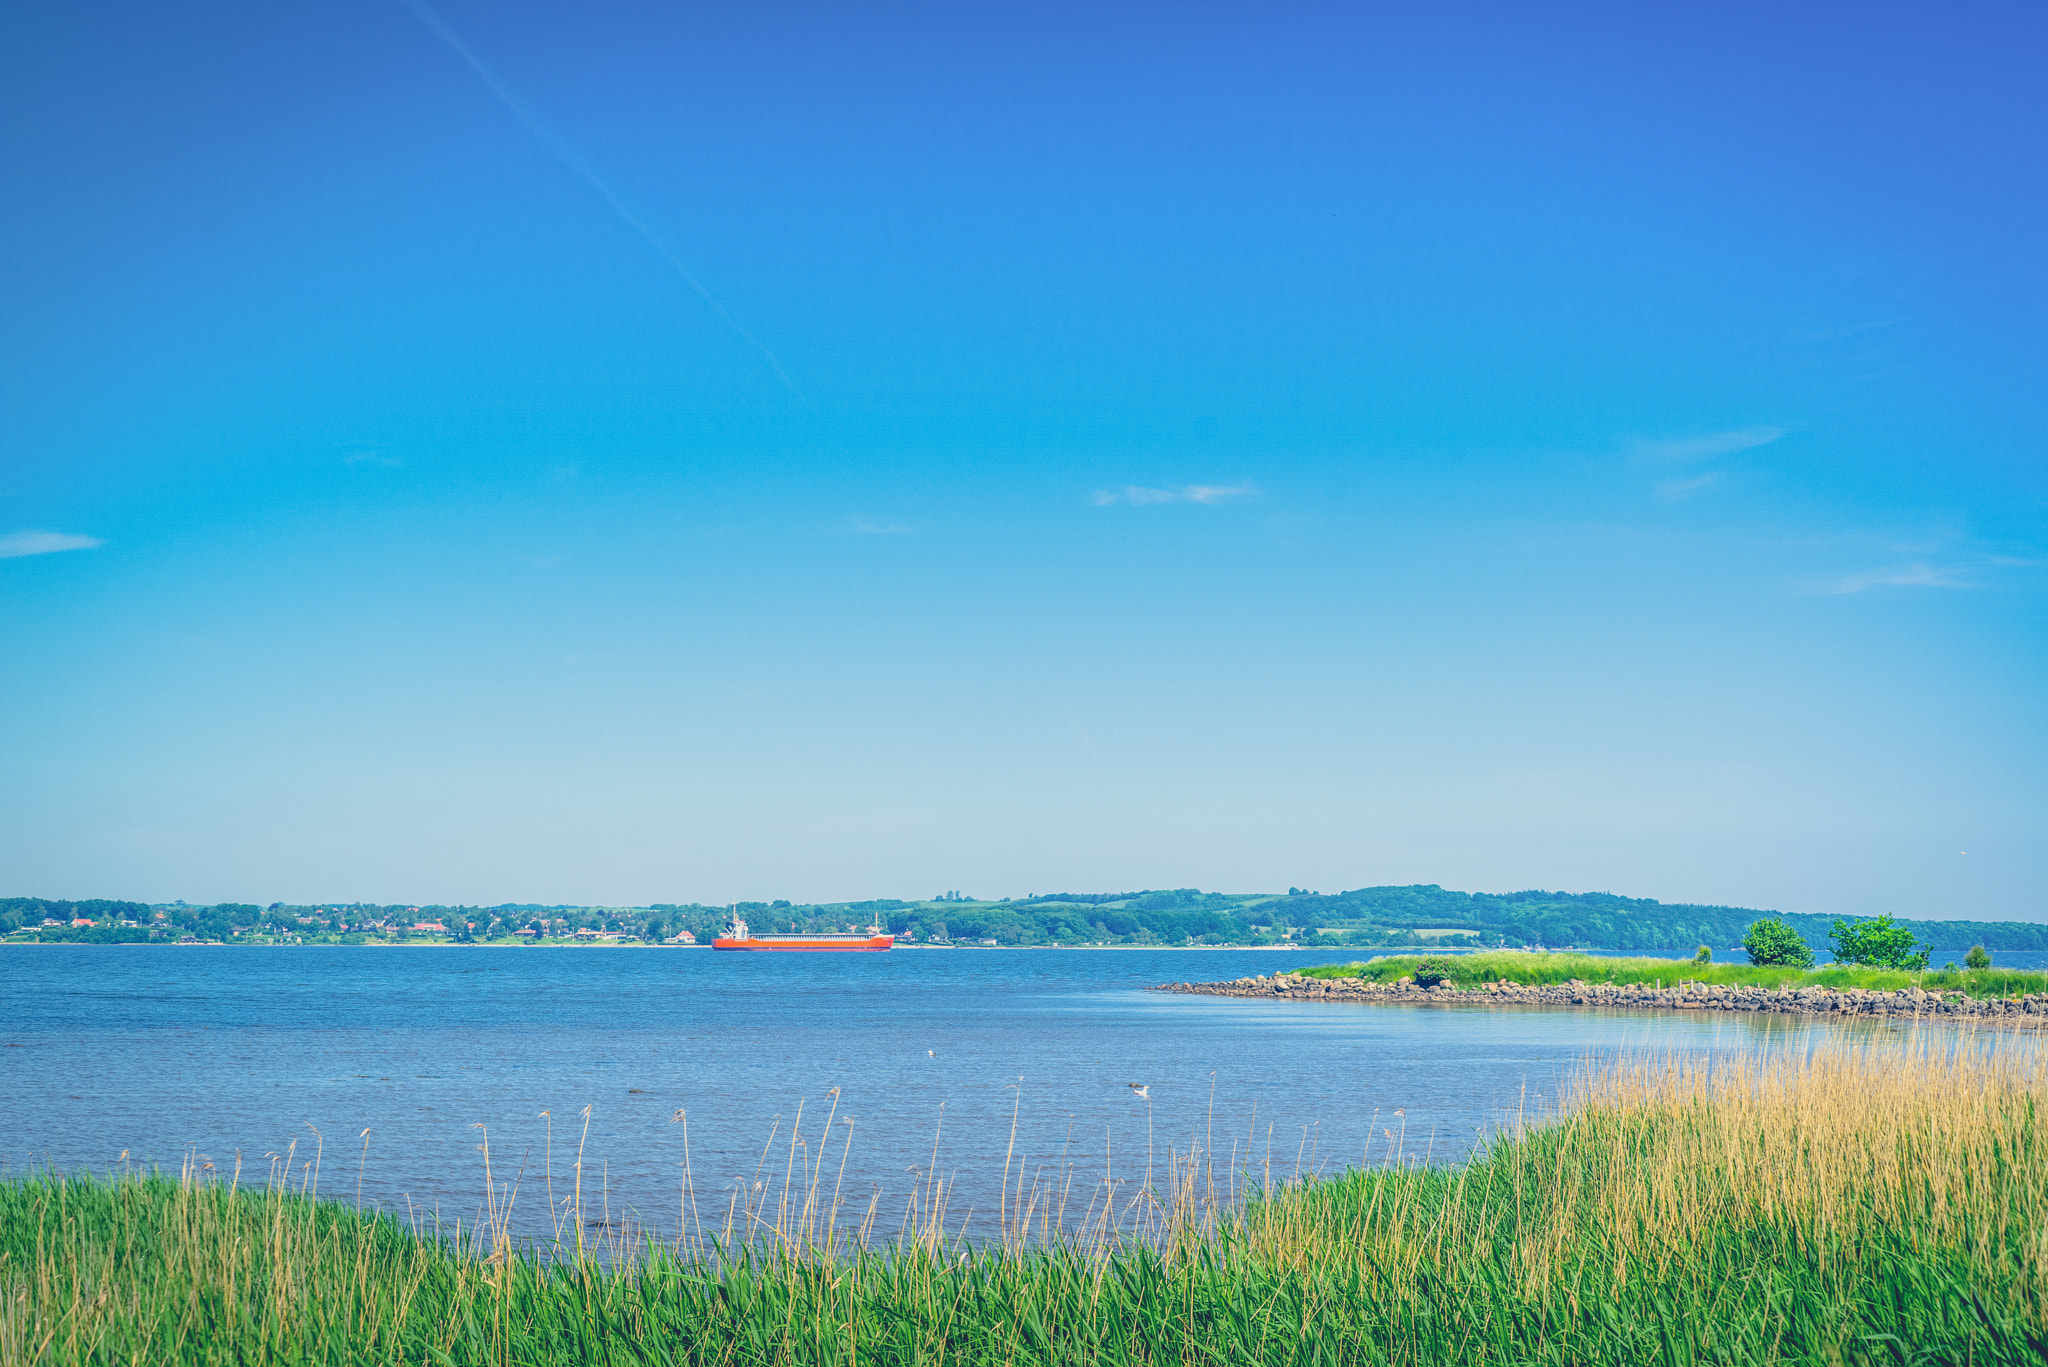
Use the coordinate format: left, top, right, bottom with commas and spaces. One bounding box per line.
1692, 945, 1712, 966
1829, 914, 1930, 971
1742, 918, 1814, 968
1966, 944, 1992, 970
1412, 956, 1456, 988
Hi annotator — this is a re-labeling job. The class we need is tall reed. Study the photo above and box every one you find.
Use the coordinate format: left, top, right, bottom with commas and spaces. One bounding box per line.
3, 1035, 2041, 1364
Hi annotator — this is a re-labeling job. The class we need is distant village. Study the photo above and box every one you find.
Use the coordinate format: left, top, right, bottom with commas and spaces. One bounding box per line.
0, 898, 930, 947
5, 890, 1489, 950
8, 889, 2040, 955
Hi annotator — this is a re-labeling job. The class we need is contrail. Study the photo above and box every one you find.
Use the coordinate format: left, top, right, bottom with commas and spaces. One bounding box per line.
400, 0, 805, 399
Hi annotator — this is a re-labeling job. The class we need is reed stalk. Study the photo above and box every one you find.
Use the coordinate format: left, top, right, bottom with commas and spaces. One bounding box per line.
2, 1035, 2042, 1364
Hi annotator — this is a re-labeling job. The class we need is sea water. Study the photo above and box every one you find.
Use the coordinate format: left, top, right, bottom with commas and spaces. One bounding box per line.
0, 945, 1937, 1244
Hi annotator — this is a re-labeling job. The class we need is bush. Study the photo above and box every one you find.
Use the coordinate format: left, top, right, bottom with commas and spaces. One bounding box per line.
1742, 918, 1814, 968
1412, 956, 1456, 988
1829, 914, 1930, 971
1692, 945, 1712, 966
1966, 944, 1992, 970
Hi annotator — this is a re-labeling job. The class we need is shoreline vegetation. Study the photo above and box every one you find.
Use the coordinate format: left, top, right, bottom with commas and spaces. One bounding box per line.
1162, 950, 2048, 1023
1291, 949, 2048, 996
9, 887, 2048, 956
1297, 948, 2048, 997
0, 944, 1381, 958
4, 1039, 2043, 1363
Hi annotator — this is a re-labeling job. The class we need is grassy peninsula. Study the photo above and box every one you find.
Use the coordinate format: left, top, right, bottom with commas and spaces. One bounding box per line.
5, 1039, 2043, 1364
1297, 948, 2048, 1000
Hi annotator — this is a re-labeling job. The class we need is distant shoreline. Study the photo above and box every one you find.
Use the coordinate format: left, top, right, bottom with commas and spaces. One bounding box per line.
0, 940, 1344, 951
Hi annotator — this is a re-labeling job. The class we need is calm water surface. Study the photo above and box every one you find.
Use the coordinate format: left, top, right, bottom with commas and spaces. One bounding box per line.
0, 946, 1903, 1241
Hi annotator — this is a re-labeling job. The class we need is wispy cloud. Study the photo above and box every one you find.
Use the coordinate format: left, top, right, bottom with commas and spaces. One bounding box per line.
1654, 471, 1724, 502
0, 529, 104, 560
1826, 563, 1972, 595
1092, 482, 1255, 507
850, 515, 910, 535
1185, 483, 1255, 504
344, 450, 402, 468
1630, 428, 1784, 463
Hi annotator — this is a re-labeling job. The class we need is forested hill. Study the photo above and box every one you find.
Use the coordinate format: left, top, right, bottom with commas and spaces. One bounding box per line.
889, 886, 2047, 954
1259, 886, 2048, 954
6, 887, 2045, 954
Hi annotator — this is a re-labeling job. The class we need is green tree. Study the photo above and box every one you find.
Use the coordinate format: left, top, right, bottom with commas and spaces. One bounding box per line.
1692, 945, 1712, 966
213, 903, 262, 932
1965, 944, 1992, 970
1742, 919, 1814, 968
1413, 956, 1456, 988
181, 906, 233, 941
1828, 914, 1929, 971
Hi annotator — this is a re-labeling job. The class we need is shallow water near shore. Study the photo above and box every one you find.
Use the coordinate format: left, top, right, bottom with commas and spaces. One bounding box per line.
0, 945, 1928, 1243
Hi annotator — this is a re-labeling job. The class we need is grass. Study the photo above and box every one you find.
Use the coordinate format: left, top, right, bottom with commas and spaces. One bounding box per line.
1295, 948, 2048, 999
3, 1039, 2045, 1364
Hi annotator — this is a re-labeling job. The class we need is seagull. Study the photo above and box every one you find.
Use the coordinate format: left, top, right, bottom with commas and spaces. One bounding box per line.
927, 1050, 934, 1056
1128, 1084, 1150, 1100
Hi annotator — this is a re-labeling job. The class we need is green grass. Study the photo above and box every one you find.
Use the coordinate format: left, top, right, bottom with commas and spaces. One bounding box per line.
4, 1040, 2045, 1364
1294, 948, 2048, 999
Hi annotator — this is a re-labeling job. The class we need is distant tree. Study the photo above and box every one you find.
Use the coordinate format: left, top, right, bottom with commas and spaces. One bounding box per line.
1965, 944, 1992, 970
214, 903, 262, 929
186, 906, 234, 941
1828, 915, 1929, 971
1742, 919, 1814, 969
1692, 945, 1713, 966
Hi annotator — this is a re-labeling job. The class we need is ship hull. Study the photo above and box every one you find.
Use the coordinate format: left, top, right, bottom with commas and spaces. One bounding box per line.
712, 934, 894, 952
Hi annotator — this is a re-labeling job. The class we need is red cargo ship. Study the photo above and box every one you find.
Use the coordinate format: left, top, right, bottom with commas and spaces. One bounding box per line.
712, 912, 894, 952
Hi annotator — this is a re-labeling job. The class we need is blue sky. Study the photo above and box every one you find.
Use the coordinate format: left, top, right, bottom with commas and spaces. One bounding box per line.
2, 0, 2042, 914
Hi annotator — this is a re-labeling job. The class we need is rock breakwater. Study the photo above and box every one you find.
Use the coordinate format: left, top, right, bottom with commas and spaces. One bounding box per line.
1156, 972, 2048, 1026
